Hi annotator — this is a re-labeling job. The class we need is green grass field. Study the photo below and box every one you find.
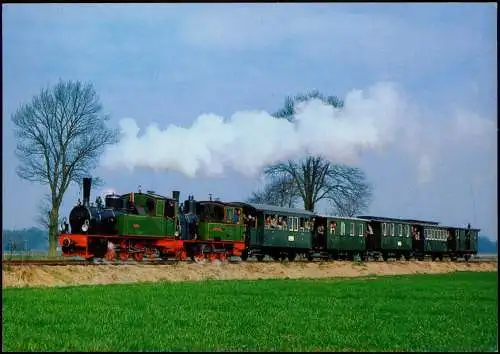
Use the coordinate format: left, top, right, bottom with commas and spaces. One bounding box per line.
2, 272, 497, 352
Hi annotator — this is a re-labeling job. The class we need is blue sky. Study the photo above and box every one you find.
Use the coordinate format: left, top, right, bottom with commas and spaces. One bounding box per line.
2, 4, 497, 240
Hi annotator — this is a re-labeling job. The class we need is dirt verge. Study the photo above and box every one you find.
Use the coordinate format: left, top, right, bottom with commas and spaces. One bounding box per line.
2, 260, 497, 288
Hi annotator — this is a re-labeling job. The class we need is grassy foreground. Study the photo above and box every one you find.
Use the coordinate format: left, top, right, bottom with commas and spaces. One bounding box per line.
3, 272, 497, 352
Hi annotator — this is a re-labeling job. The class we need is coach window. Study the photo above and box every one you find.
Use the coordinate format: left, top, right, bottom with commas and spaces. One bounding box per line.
382, 223, 386, 236
350, 223, 355, 236
406, 225, 410, 237
390, 223, 395, 237
398, 224, 403, 237
341, 222, 346, 236
358, 224, 364, 237
329, 221, 337, 235
300, 218, 307, 232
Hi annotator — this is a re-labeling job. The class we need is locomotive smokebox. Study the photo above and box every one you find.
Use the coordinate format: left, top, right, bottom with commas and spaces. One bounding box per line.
83, 178, 92, 206
172, 190, 180, 202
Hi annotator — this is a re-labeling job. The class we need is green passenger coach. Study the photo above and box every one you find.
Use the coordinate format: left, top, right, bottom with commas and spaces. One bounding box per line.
358, 216, 418, 261
310, 215, 368, 261
231, 203, 315, 261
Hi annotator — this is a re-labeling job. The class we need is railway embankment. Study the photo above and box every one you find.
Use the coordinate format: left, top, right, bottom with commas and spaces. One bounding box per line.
3, 259, 497, 288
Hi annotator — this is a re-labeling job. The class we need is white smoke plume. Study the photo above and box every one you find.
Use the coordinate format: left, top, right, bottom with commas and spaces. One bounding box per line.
101, 82, 409, 178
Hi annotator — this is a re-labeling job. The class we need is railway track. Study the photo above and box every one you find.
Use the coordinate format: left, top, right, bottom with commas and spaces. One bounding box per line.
2, 256, 497, 267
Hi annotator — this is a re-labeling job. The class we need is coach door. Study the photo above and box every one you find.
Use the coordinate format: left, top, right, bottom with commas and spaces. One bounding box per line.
365, 222, 378, 251
412, 225, 425, 252
447, 228, 456, 251
313, 217, 327, 249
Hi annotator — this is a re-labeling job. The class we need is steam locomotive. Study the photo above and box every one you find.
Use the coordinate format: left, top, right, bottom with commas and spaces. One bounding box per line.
58, 178, 479, 262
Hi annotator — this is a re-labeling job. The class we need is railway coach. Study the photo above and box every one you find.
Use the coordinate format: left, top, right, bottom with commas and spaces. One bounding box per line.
231, 203, 315, 262
309, 215, 367, 261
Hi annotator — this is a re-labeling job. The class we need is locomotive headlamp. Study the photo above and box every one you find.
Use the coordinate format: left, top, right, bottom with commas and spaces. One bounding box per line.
81, 219, 90, 232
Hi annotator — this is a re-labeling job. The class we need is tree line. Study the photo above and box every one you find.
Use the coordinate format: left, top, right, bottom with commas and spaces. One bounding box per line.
11, 81, 372, 256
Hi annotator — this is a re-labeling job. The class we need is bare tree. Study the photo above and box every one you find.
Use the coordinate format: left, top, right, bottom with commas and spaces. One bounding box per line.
325, 165, 373, 217
249, 91, 372, 214
247, 174, 300, 208
12, 80, 118, 256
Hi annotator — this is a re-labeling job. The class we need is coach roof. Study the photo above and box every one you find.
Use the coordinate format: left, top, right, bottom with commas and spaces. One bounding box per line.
315, 214, 368, 222
357, 215, 440, 225
230, 202, 316, 217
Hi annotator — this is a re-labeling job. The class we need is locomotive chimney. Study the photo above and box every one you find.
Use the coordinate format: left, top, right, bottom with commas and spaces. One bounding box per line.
83, 177, 92, 207
172, 190, 180, 202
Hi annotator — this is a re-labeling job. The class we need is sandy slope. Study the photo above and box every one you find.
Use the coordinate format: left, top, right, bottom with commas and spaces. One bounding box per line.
2, 260, 497, 288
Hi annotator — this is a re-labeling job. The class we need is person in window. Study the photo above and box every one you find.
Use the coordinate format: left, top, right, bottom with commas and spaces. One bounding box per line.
232, 209, 241, 224
245, 214, 254, 227
318, 225, 325, 236
270, 216, 278, 229
277, 216, 284, 230
265, 216, 271, 229
281, 217, 287, 229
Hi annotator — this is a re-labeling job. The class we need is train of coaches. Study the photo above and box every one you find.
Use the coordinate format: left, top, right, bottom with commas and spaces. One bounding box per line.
58, 178, 479, 263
